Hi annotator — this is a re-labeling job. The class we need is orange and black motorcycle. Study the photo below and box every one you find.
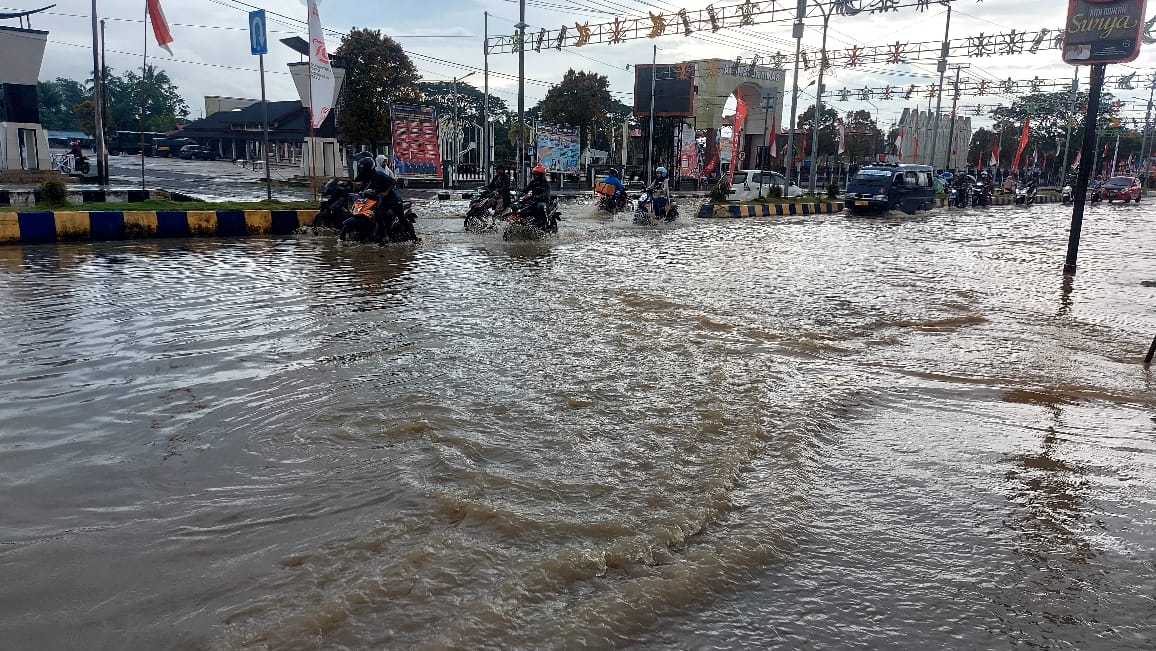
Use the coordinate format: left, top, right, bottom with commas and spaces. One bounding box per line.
339, 193, 420, 244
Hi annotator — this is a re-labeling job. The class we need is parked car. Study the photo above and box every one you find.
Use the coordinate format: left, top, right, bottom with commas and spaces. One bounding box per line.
727, 170, 804, 202
1101, 175, 1142, 203
178, 144, 219, 161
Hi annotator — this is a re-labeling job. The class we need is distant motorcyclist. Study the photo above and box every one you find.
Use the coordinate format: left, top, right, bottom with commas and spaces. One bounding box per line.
354, 156, 416, 241
520, 164, 552, 228
599, 168, 627, 209
486, 163, 512, 209
69, 140, 90, 174
648, 166, 671, 217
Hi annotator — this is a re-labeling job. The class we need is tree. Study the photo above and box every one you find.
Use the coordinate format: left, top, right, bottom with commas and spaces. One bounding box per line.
38, 78, 86, 131
539, 69, 613, 148
334, 28, 421, 150
988, 91, 1129, 174
843, 109, 883, 161
417, 80, 509, 125
796, 105, 841, 157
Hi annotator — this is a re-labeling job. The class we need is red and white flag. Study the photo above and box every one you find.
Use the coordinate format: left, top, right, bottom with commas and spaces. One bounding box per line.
768, 116, 777, 158
307, 0, 336, 129
837, 119, 846, 155
989, 142, 999, 167
895, 129, 904, 160
146, 0, 173, 54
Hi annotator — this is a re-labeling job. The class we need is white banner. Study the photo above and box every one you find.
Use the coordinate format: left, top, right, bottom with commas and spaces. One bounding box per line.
307, 0, 334, 129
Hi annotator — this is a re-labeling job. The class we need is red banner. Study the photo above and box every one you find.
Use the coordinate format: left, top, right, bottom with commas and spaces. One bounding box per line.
389, 104, 441, 177
1011, 116, 1031, 173
730, 97, 748, 184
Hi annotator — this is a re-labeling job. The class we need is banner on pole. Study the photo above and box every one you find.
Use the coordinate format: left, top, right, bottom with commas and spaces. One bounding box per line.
1062, 0, 1148, 65
535, 124, 581, 175
390, 104, 442, 176
307, 0, 334, 129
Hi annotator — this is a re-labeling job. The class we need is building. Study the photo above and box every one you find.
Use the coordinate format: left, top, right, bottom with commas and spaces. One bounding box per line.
894, 108, 972, 170
176, 100, 336, 166
0, 22, 50, 171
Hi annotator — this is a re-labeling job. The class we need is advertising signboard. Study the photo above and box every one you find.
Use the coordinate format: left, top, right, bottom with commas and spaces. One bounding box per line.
535, 124, 581, 175
390, 104, 441, 176
1062, 0, 1148, 65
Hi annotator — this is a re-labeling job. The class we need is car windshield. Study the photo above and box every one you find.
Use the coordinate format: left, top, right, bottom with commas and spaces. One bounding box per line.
852, 169, 892, 182
1106, 177, 1132, 186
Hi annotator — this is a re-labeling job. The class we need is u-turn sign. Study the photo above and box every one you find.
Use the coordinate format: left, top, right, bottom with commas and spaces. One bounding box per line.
249, 9, 268, 55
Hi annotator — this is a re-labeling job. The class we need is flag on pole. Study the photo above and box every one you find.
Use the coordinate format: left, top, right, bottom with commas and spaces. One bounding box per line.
768, 116, 777, 158
837, 119, 846, 155
914, 135, 920, 160
1011, 116, 1030, 173
989, 141, 999, 167
895, 129, 904, 160
1072, 148, 1081, 168
146, 0, 173, 54
307, 0, 335, 129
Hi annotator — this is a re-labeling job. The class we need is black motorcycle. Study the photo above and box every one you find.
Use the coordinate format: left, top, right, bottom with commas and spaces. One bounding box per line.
311, 178, 354, 229
971, 182, 992, 207
464, 189, 511, 232
596, 190, 630, 214
339, 194, 420, 244
502, 194, 560, 240
633, 188, 678, 224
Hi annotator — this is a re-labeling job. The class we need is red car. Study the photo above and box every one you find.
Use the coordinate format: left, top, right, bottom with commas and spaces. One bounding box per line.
1101, 176, 1143, 203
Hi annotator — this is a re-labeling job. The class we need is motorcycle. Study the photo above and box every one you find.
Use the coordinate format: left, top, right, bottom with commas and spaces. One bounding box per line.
949, 184, 970, 208
311, 178, 354, 229
464, 189, 511, 232
339, 193, 420, 244
1091, 184, 1102, 203
633, 188, 679, 224
502, 193, 560, 239
596, 190, 631, 214
1014, 182, 1037, 206
971, 182, 992, 207
1061, 184, 1073, 204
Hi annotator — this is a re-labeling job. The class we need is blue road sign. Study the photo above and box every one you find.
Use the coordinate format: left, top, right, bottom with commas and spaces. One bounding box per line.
249, 10, 268, 56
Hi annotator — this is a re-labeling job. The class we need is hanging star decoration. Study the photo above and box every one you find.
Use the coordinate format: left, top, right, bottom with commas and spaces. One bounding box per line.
1000, 78, 1016, 94
706, 4, 721, 32
647, 12, 666, 38
740, 0, 759, 26
882, 85, 893, 100
838, 88, 852, 101
859, 87, 874, 101
1029, 76, 1042, 93
611, 17, 625, 43
678, 9, 693, 36
574, 22, 591, 47
534, 28, 547, 52
889, 41, 905, 64
772, 51, 785, 69
555, 25, 567, 50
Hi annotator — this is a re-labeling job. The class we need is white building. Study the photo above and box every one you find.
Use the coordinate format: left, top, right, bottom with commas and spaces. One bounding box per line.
0, 24, 51, 171
894, 108, 971, 170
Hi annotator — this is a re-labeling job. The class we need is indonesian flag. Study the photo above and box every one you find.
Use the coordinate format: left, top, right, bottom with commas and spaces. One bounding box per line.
989, 142, 999, 167
837, 119, 846, 155
1011, 116, 1031, 173
914, 135, 920, 159
1072, 148, 1081, 168
768, 116, 777, 158
147, 0, 173, 54
895, 129, 904, 160
729, 96, 748, 184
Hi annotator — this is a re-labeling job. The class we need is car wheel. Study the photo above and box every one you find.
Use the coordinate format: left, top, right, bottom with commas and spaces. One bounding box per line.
1136, 194, 1142, 203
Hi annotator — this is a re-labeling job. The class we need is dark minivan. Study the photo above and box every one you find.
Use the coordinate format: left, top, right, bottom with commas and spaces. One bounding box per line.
845, 163, 936, 215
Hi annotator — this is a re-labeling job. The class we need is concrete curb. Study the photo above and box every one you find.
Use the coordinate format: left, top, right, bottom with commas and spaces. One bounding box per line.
697, 202, 846, 218
0, 209, 318, 245
0, 189, 156, 208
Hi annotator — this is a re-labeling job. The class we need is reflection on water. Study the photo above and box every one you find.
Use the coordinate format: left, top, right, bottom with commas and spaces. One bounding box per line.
1, 202, 1155, 649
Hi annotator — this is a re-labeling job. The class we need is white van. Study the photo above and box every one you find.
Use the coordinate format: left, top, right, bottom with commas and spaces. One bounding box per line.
727, 170, 804, 202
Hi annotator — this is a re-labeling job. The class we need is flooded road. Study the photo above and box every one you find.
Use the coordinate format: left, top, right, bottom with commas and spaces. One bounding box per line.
1, 201, 1155, 649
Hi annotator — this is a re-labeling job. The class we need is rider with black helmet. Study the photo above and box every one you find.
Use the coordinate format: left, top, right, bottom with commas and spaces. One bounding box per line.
354, 156, 414, 241
520, 164, 552, 228
486, 163, 511, 208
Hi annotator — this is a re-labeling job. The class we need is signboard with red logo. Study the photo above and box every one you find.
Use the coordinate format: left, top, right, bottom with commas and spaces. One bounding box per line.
389, 104, 441, 177
1062, 0, 1148, 65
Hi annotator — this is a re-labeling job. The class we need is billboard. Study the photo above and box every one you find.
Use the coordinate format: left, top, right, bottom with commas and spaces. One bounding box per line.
1062, 0, 1148, 65
535, 124, 581, 175
633, 64, 695, 117
389, 104, 441, 176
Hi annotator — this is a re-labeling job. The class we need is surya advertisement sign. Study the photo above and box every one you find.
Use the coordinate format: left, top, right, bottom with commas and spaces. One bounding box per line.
1063, 0, 1148, 64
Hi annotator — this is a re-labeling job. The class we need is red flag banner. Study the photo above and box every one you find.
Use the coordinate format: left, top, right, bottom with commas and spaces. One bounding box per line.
146, 0, 173, 54
768, 116, 777, 158
729, 97, 748, 184
1011, 116, 1031, 173
989, 141, 999, 167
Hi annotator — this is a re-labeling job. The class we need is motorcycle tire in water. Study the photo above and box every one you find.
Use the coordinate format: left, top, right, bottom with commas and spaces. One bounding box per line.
338, 215, 374, 243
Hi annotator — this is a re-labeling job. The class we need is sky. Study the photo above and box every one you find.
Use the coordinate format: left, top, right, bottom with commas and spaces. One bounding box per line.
10, 0, 1156, 132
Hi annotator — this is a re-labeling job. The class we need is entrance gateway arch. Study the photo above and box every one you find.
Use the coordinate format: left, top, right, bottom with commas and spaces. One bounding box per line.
634, 58, 785, 174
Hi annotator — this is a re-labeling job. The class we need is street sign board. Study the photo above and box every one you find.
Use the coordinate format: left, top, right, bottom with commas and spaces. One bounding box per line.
249, 9, 268, 56
1062, 0, 1148, 65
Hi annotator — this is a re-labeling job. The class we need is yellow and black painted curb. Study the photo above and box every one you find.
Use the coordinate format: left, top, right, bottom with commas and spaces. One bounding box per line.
0, 209, 320, 245
696, 202, 845, 218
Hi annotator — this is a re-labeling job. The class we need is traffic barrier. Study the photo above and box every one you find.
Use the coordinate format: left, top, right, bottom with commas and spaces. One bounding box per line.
697, 202, 846, 218
0, 209, 318, 245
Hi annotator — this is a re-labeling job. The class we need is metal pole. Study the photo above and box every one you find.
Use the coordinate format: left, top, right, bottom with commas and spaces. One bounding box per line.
808, 8, 830, 195
1061, 70, 1079, 180
1140, 76, 1156, 177
943, 64, 966, 171
926, 4, 951, 171
786, 0, 805, 184
139, 3, 147, 191
91, 3, 107, 185
1065, 64, 1106, 275
260, 54, 271, 201
647, 44, 656, 185
516, 1, 526, 187
453, 75, 458, 189
483, 11, 489, 175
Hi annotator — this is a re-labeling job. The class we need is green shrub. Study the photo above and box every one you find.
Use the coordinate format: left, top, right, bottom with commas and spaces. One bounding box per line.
826, 181, 840, 199
709, 180, 731, 203
40, 180, 68, 205
768, 184, 782, 200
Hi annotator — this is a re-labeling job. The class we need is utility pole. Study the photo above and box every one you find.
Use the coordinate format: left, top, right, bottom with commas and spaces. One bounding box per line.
1060, 70, 1080, 179
90, 1, 107, 184
942, 63, 968, 171
1065, 64, 1107, 275
1140, 74, 1156, 177
646, 44, 656, 185
785, 0, 805, 185
926, 4, 952, 172
516, 0, 527, 187
760, 91, 777, 197
808, 2, 832, 195
482, 11, 490, 177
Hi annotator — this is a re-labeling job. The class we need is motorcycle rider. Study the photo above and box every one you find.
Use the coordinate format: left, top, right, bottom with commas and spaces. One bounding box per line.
486, 163, 512, 209
978, 170, 995, 203
520, 164, 552, 229
69, 140, 89, 174
599, 168, 627, 210
353, 156, 417, 242
648, 166, 671, 217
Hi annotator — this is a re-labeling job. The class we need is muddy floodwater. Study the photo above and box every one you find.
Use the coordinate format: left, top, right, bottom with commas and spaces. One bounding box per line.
1, 200, 1155, 650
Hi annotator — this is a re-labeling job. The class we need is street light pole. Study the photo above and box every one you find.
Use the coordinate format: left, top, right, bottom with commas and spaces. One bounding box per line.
807, 4, 831, 195
90, 0, 107, 184
451, 70, 475, 189
785, 0, 806, 185
516, 0, 527, 187
483, 11, 490, 178
926, 4, 951, 171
